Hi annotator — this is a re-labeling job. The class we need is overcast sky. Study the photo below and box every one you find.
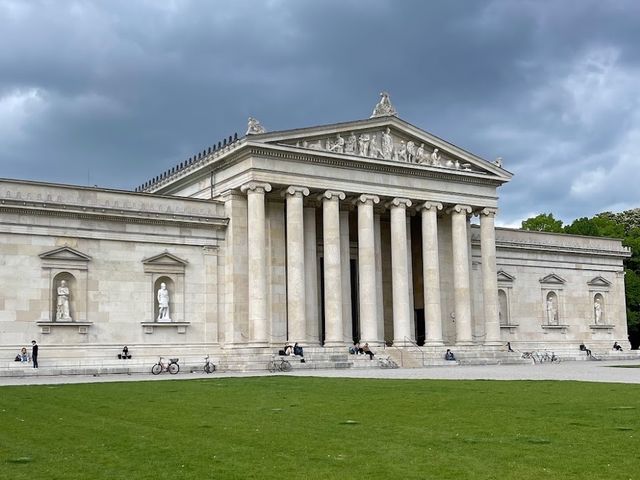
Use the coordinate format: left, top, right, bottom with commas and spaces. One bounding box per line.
1, 0, 639, 227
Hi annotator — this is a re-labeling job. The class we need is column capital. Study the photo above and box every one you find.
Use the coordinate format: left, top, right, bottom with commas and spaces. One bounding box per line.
317, 190, 346, 202
354, 194, 380, 206
385, 197, 412, 209
417, 201, 443, 212
282, 185, 310, 198
240, 181, 272, 194
479, 207, 498, 217
446, 204, 472, 215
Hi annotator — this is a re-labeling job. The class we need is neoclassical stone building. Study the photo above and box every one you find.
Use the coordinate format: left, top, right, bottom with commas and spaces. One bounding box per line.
0, 94, 632, 368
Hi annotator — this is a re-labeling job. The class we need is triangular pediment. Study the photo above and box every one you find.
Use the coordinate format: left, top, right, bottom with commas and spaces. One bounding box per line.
142, 251, 189, 266
587, 276, 612, 287
39, 246, 91, 262
249, 116, 511, 181
497, 270, 516, 282
539, 273, 566, 285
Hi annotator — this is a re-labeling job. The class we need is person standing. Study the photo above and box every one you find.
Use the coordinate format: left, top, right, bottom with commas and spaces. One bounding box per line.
31, 340, 38, 369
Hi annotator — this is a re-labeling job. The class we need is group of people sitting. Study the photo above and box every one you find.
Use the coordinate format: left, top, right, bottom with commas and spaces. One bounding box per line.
14, 347, 30, 363
348, 342, 375, 360
282, 343, 304, 357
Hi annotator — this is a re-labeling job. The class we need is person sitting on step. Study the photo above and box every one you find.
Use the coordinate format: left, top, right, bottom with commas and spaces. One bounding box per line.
283, 344, 293, 356
613, 341, 623, 352
444, 349, 456, 361
293, 343, 303, 357
362, 343, 375, 360
579, 343, 592, 357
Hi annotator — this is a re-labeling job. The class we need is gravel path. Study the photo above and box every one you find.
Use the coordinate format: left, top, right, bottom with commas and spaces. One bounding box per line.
1, 360, 639, 386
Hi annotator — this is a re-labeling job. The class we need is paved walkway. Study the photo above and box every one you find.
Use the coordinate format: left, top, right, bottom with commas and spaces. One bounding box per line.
1, 360, 639, 386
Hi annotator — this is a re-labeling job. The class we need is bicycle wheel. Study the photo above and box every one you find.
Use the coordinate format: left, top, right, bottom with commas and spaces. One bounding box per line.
280, 360, 292, 372
204, 362, 216, 374
151, 363, 162, 375
169, 363, 179, 374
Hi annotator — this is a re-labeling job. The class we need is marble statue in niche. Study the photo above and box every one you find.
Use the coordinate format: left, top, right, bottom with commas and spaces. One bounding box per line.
546, 295, 558, 324
157, 282, 171, 322
358, 133, 370, 157
56, 280, 72, 321
381, 127, 393, 160
345, 132, 357, 154
246, 117, 266, 135
594, 299, 602, 324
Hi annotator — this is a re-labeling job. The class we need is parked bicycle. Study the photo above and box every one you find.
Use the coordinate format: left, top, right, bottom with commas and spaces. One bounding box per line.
539, 351, 560, 363
151, 357, 179, 375
267, 356, 292, 373
378, 356, 399, 369
203, 355, 216, 374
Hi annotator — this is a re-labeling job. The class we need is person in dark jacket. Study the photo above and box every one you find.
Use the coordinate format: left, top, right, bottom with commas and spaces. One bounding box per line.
31, 340, 39, 369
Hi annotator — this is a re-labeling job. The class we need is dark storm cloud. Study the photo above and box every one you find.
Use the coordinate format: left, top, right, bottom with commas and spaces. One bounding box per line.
1, 0, 639, 226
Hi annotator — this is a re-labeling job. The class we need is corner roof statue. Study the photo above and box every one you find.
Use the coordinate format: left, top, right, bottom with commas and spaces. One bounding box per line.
246, 116, 266, 135
370, 91, 397, 118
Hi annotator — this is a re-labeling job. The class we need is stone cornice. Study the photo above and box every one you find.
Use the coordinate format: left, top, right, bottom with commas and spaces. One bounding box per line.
470, 236, 631, 258
0, 200, 228, 228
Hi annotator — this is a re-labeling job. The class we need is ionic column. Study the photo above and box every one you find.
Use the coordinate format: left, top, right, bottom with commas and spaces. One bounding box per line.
387, 197, 412, 346
240, 181, 272, 346
304, 205, 319, 345
374, 210, 384, 342
419, 201, 444, 345
340, 209, 353, 342
284, 186, 309, 344
356, 194, 380, 344
320, 190, 346, 346
480, 208, 501, 345
449, 204, 473, 345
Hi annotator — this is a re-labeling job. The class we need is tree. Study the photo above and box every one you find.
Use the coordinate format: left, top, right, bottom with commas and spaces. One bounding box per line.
521, 213, 564, 233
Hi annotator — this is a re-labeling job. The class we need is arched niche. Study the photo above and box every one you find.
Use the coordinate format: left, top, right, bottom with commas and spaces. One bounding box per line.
498, 289, 509, 326
593, 292, 605, 325
545, 291, 559, 325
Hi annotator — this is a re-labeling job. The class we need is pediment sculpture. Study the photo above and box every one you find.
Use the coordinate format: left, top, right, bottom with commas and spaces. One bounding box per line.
289, 128, 479, 173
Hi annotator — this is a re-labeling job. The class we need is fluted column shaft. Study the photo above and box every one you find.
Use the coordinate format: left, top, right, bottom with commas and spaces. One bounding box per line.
357, 194, 380, 344
285, 186, 309, 343
304, 206, 319, 345
388, 198, 412, 346
321, 190, 345, 346
481, 208, 501, 345
420, 202, 444, 345
450, 204, 473, 345
241, 181, 272, 345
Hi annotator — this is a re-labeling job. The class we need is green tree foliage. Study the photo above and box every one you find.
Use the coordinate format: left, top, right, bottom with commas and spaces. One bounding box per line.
520, 213, 564, 233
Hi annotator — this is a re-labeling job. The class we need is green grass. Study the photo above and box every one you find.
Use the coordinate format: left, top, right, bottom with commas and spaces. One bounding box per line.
1, 377, 639, 479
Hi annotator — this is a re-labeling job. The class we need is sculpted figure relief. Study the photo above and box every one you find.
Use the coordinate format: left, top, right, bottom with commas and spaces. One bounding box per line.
406, 141, 416, 163
381, 127, 393, 160
358, 133, 370, 157
369, 134, 382, 158
328, 134, 345, 153
157, 282, 171, 322
394, 141, 407, 162
56, 280, 71, 321
431, 148, 441, 166
345, 132, 357, 154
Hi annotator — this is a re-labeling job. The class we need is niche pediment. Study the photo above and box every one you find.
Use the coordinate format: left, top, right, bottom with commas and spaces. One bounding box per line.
497, 270, 516, 283
539, 273, 566, 285
587, 276, 612, 288
252, 116, 510, 180
40, 246, 91, 270
142, 251, 188, 274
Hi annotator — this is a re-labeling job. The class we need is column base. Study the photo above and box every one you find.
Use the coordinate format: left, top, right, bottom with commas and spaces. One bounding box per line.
323, 341, 346, 348
360, 340, 385, 348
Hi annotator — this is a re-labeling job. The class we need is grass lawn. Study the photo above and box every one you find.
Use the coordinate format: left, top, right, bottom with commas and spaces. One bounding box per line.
1, 377, 639, 479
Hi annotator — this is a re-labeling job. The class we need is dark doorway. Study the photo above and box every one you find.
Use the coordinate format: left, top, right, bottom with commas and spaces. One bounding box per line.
415, 309, 425, 346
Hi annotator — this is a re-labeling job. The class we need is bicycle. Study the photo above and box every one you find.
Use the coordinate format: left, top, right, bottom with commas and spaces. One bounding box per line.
267, 357, 292, 373
151, 357, 179, 375
203, 355, 216, 374
378, 356, 399, 369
